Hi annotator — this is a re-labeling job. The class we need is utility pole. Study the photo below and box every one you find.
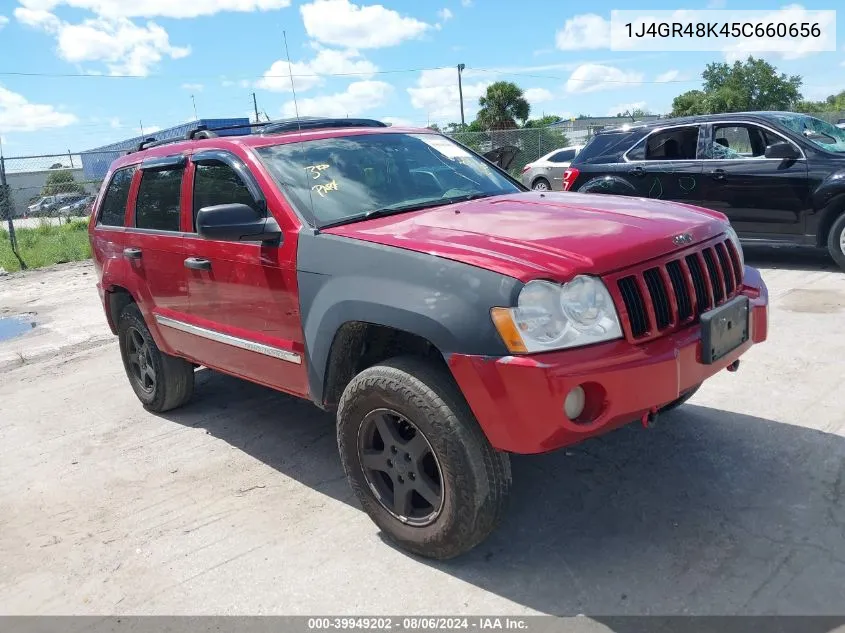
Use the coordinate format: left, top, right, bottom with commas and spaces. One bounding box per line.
252, 92, 260, 123
191, 94, 199, 121
457, 63, 466, 129
139, 121, 145, 137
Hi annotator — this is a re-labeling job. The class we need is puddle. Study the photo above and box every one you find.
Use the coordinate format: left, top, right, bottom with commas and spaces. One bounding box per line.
0, 315, 37, 342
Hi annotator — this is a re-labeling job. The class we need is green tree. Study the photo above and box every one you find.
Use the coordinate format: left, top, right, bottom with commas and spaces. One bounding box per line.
795, 89, 845, 113
615, 108, 652, 119
670, 56, 803, 117
42, 170, 85, 196
524, 115, 562, 128
476, 81, 530, 130
670, 89, 709, 117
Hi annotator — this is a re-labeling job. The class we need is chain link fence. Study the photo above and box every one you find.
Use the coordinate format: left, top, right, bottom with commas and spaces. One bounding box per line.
443, 118, 619, 178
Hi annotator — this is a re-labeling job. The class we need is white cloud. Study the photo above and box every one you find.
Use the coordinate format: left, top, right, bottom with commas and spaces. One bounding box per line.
281, 80, 392, 118
257, 48, 377, 92
607, 101, 648, 116
144, 125, 162, 134
706, 0, 726, 8
524, 88, 554, 103
0, 84, 78, 133
181, 82, 203, 91
109, 117, 122, 128
382, 116, 415, 127
15, 9, 190, 76
437, 8, 453, 21
565, 63, 643, 93
300, 0, 430, 49
461, 0, 472, 6
655, 70, 682, 83
407, 67, 491, 121
555, 14, 610, 50
0, 15, 9, 29
15, 0, 291, 19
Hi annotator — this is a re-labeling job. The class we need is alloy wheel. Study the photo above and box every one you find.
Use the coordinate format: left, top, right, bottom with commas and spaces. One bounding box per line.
357, 408, 445, 526
126, 327, 156, 393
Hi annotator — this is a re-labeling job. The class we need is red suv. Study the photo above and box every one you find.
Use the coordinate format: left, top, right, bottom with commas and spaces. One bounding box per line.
89, 118, 769, 559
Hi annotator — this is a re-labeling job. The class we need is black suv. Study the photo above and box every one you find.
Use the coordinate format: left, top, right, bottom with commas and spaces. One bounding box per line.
564, 111, 845, 269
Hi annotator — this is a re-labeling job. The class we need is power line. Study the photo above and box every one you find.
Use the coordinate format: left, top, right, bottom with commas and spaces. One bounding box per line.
0, 65, 454, 80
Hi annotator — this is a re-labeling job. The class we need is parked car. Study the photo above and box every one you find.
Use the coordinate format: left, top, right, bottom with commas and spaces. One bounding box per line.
520, 145, 584, 190
836, 118, 845, 130
563, 111, 845, 269
27, 193, 84, 217
89, 118, 769, 559
57, 195, 95, 216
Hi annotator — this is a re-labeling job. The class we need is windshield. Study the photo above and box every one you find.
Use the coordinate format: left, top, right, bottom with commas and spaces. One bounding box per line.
255, 132, 520, 227
765, 113, 845, 153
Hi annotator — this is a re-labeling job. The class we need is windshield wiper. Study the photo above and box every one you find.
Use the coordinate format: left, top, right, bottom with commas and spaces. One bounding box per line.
321, 192, 498, 229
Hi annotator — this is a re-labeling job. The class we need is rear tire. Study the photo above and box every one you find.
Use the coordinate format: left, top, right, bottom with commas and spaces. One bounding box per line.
826, 212, 845, 271
659, 383, 702, 414
337, 356, 511, 560
532, 178, 551, 191
117, 303, 194, 413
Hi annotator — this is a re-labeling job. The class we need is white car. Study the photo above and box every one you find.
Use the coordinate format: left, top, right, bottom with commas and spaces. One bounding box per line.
520, 145, 585, 191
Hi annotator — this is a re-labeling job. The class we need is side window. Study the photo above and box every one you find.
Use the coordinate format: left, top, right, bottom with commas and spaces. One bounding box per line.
548, 149, 576, 163
644, 126, 699, 160
97, 166, 136, 227
192, 163, 257, 230
135, 168, 184, 231
710, 125, 754, 159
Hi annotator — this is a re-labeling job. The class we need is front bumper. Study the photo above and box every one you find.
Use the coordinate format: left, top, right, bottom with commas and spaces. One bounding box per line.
448, 266, 769, 454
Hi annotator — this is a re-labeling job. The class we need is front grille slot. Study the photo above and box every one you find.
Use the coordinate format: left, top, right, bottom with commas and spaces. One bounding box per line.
643, 268, 671, 330
617, 276, 649, 337
685, 254, 710, 312
702, 248, 725, 304
666, 260, 692, 321
714, 242, 735, 295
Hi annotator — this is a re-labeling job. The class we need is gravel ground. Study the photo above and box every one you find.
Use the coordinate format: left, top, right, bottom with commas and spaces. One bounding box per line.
0, 249, 844, 616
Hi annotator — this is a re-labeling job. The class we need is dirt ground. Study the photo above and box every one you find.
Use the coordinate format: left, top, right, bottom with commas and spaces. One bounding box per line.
1, 249, 844, 615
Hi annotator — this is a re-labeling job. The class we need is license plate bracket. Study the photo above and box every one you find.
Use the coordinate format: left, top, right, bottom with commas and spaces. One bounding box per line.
701, 295, 749, 365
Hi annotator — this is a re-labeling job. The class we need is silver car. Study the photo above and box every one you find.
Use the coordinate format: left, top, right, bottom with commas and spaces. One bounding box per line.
520, 145, 584, 191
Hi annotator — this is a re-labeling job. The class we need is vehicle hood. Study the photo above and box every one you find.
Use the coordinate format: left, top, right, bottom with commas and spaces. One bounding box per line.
323, 192, 729, 282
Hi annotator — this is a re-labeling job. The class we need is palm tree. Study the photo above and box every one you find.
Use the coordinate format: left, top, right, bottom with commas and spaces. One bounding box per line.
476, 82, 530, 130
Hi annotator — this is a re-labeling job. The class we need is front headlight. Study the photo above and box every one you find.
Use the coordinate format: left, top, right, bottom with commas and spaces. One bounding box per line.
725, 226, 744, 270
491, 276, 623, 353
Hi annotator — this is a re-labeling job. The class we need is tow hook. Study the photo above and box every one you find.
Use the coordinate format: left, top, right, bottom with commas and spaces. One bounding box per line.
727, 359, 741, 373
641, 406, 659, 428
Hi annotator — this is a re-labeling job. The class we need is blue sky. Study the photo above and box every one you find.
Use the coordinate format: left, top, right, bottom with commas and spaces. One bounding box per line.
0, 0, 843, 157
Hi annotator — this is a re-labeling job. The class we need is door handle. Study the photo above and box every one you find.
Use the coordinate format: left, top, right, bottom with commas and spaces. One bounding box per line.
710, 168, 727, 180
628, 166, 646, 177
123, 247, 142, 260
184, 257, 212, 271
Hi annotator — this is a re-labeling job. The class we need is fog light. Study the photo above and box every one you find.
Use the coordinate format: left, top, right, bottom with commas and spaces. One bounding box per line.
564, 385, 586, 420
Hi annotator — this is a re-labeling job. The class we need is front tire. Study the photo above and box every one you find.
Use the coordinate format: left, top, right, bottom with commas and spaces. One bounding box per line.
337, 356, 511, 560
826, 212, 845, 271
117, 303, 194, 413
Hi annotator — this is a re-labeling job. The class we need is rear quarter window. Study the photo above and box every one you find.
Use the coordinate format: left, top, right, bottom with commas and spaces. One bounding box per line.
572, 131, 643, 165
97, 166, 137, 227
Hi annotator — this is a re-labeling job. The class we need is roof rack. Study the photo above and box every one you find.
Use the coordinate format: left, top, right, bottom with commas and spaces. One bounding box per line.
261, 117, 387, 135
126, 117, 387, 154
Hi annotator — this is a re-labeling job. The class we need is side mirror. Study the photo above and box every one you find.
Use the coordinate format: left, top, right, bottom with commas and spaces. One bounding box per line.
764, 141, 800, 160
196, 203, 281, 242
